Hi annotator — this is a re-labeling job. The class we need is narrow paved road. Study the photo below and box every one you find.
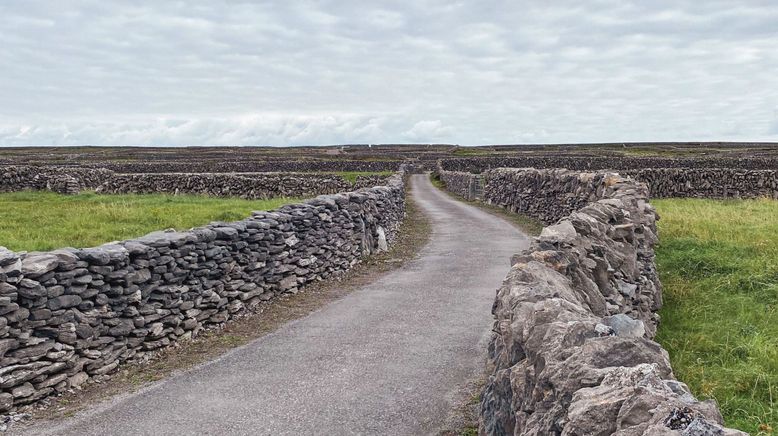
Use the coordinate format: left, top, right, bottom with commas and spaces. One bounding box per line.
21, 174, 529, 436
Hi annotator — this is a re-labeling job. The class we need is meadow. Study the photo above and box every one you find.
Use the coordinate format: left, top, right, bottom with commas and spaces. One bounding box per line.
0, 191, 299, 252
325, 171, 394, 182
654, 198, 778, 434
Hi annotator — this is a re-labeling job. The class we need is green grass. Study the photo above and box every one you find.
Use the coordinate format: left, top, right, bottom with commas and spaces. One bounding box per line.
0, 191, 300, 252
321, 171, 394, 182
654, 198, 778, 435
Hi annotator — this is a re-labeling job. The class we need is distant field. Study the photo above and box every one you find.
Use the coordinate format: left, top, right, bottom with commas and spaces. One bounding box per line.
0, 191, 299, 251
323, 171, 394, 182
654, 198, 778, 434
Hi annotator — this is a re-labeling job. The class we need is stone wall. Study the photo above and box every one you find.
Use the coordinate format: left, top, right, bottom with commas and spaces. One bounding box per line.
0, 166, 389, 199
438, 161, 778, 202
433, 165, 481, 200
0, 171, 406, 413
478, 168, 743, 435
622, 168, 778, 199
95, 173, 388, 199
86, 159, 404, 174
483, 168, 619, 224
0, 166, 112, 194
440, 155, 778, 172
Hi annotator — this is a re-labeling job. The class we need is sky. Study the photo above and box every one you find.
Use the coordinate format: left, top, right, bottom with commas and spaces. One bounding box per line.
1, 1, 777, 146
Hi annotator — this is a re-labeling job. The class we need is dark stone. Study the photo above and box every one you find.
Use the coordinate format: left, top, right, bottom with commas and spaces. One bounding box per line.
48, 295, 83, 310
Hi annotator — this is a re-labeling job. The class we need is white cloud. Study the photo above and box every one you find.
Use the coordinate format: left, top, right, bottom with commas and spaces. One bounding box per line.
403, 120, 453, 142
0, 114, 446, 146
0, 1, 777, 146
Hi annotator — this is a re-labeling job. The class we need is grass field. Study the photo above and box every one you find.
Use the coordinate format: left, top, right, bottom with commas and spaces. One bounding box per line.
0, 191, 299, 252
324, 171, 394, 182
653, 198, 778, 434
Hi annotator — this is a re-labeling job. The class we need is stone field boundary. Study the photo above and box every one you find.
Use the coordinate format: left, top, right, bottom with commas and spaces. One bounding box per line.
436, 164, 745, 434
0, 168, 407, 412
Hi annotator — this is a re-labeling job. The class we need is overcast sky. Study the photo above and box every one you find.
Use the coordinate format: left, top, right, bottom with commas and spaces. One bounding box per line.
1, 1, 777, 146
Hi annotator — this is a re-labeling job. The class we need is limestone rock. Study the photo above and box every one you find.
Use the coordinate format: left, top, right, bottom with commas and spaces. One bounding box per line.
20, 254, 59, 277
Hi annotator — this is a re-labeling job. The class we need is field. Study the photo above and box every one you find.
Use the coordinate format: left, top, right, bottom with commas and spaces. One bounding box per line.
654, 198, 778, 434
325, 171, 394, 182
0, 191, 299, 251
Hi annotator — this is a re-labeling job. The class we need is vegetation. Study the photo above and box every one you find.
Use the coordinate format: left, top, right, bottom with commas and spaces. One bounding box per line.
654, 198, 778, 434
323, 171, 394, 182
0, 191, 299, 252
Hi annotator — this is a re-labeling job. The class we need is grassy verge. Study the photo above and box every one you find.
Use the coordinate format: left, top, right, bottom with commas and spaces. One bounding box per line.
429, 173, 543, 236
653, 198, 778, 435
0, 191, 300, 251
24, 179, 432, 425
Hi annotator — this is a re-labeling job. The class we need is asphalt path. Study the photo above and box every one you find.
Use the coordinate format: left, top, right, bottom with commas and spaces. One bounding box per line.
19, 174, 529, 436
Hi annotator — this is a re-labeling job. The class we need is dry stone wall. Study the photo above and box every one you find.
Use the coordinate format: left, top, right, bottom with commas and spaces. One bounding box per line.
0, 166, 388, 199
441, 155, 778, 172
622, 168, 778, 199
476, 168, 743, 435
438, 159, 778, 201
0, 171, 406, 413
0, 166, 112, 194
483, 168, 618, 224
86, 159, 404, 174
434, 169, 481, 201
95, 173, 388, 199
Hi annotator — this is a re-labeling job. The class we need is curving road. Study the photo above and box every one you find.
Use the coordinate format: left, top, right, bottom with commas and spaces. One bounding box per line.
19, 174, 529, 436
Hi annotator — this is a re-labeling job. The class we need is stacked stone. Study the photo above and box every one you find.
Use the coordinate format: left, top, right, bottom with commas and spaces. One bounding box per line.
479, 168, 743, 435
95, 173, 389, 199
0, 166, 112, 193
483, 168, 614, 224
0, 166, 390, 199
0, 171, 405, 412
44, 175, 80, 195
623, 168, 778, 199
441, 157, 778, 200
87, 159, 404, 174
440, 155, 778, 172
433, 165, 481, 201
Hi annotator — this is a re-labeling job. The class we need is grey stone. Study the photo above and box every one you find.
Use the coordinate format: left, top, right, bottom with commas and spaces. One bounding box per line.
11, 382, 35, 398
48, 295, 83, 310
376, 226, 388, 252
0, 339, 19, 358
539, 220, 577, 243
603, 314, 646, 338
0, 247, 18, 266
0, 392, 12, 412
20, 254, 59, 277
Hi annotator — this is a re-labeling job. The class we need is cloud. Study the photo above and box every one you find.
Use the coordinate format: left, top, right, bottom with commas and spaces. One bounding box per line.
1, 1, 777, 146
0, 114, 455, 146
403, 120, 453, 142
